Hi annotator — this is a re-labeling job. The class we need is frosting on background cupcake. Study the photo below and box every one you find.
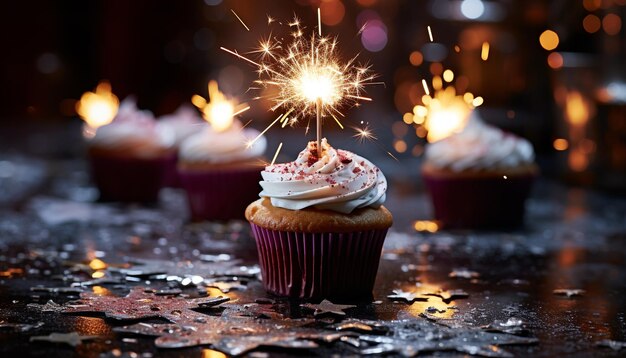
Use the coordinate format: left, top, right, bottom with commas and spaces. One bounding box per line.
90, 98, 174, 156
259, 138, 387, 214
178, 119, 266, 164
156, 105, 205, 147
424, 114, 535, 172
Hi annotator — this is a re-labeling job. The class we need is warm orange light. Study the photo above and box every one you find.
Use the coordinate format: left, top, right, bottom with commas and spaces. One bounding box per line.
602, 13, 622, 35
583, 14, 602, 33
547, 52, 564, 69
409, 51, 423, 66
89, 258, 107, 271
76, 81, 119, 130
320, 0, 345, 26
192, 80, 249, 132
565, 91, 590, 126
539, 30, 559, 51
481, 42, 490, 61
553, 138, 569, 151
393, 139, 407, 153
414, 220, 439, 233
202, 349, 227, 358
409, 76, 480, 142
583, 0, 601, 11
569, 149, 589, 172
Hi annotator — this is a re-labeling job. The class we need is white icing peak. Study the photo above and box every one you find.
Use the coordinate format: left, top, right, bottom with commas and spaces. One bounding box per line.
178, 119, 266, 163
424, 114, 535, 171
259, 138, 387, 214
157, 105, 205, 146
89, 98, 173, 152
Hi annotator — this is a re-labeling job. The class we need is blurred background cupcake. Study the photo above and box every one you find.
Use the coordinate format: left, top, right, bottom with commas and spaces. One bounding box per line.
177, 80, 267, 221
422, 113, 538, 229
87, 98, 175, 203
246, 139, 393, 300
156, 105, 205, 187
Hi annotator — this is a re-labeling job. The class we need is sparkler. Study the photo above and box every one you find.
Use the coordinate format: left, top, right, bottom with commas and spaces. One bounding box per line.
76, 81, 119, 135
221, 9, 377, 157
191, 80, 249, 132
408, 71, 483, 142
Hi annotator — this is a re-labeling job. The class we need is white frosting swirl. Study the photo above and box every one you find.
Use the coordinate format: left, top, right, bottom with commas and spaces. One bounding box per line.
178, 119, 266, 163
259, 138, 387, 214
89, 98, 174, 154
425, 114, 535, 171
157, 105, 206, 146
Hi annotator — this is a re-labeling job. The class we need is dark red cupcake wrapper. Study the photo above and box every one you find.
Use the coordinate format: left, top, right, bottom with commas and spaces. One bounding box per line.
250, 223, 388, 299
162, 154, 181, 188
89, 152, 172, 203
423, 172, 536, 229
178, 167, 261, 221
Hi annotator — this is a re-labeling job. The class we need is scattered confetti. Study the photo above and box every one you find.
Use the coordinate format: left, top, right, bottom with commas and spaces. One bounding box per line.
387, 289, 429, 304
426, 289, 470, 303
300, 300, 356, 317
62, 286, 228, 321
553, 289, 585, 298
0, 321, 44, 332
596, 339, 626, 351
29, 332, 100, 347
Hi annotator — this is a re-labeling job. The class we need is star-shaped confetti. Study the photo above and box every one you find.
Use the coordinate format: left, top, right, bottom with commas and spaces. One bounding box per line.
352, 317, 538, 357
29, 332, 100, 347
62, 286, 228, 321
0, 321, 44, 332
426, 289, 469, 303
387, 289, 429, 304
27, 300, 64, 313
482, 317, 529, 336
300, 300, 357, 317
114, 306, 318, 352
553, 289, 585, 298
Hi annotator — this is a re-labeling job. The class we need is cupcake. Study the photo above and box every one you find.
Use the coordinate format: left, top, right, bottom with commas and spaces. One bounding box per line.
88, 98, 175, 203
156, 105, 205, 187
177, 119, 267, 221
245, 138, 393, 299
422, 115, 538, 229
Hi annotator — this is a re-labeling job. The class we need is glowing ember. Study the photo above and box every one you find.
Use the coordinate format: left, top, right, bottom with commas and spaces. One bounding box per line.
221, 9, 377, 151
407, 71, 482, 142
191, 80, 249, 132
88, 258, 107, 271
76, 81, 119, 131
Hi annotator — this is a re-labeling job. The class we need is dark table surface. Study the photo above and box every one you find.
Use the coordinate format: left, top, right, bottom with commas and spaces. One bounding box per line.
1, 124, 626, 358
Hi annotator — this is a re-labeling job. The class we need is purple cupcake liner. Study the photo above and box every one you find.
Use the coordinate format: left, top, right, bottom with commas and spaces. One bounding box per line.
250, 223, 388, 299
178, 167, 261, 221
162, 154, 181, 188
423, 172, 536, 229
89, 152, 172, 203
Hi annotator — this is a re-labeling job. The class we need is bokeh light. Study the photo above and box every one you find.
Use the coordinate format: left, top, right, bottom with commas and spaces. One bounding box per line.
409, 51, 423, 66
361, 20, 388, 52
553, 138, 569, 151
583, 14, 601, 33
547, 52, 564, 69
460, 0, 485, 20
602, 13, 622, 35
539, 30, 559, 51
320, 0, 345, 26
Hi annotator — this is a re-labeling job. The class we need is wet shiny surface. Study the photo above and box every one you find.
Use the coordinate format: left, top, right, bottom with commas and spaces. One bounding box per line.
1, 137, 626, 356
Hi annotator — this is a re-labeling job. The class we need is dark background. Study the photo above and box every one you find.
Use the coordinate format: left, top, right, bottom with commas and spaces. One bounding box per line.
1, 0, 625, 190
